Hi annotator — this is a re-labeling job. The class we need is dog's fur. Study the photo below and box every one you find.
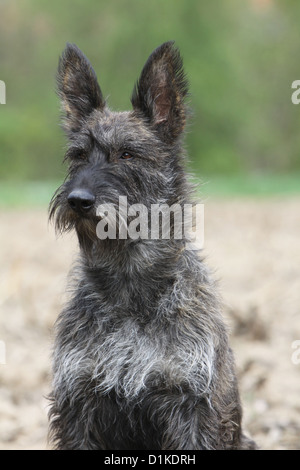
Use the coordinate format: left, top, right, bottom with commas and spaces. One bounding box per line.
49, 41, 256, 450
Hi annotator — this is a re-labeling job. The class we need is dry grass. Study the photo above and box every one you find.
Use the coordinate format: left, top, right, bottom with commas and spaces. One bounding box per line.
0, 197, 300, 449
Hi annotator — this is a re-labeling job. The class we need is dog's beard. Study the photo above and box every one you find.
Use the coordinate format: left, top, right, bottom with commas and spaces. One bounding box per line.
49, 192, 128, 258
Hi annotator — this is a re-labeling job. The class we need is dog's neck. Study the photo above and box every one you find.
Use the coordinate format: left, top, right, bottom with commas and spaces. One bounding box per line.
82, 237, 185, 272
77, 238, 189, 307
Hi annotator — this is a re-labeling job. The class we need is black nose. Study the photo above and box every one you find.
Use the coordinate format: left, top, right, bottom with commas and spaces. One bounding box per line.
67, 189, 95, 213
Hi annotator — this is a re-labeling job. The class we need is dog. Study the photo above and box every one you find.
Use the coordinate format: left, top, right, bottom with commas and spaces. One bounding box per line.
49, 41, 257, 450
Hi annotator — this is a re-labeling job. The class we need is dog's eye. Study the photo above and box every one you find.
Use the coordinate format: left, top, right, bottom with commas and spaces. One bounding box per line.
120, 152, 133, 160
76, 152, 87, 161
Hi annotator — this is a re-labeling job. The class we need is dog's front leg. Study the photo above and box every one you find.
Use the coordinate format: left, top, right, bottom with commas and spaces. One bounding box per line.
146, 393, 213, 450
154, 393, 241, 451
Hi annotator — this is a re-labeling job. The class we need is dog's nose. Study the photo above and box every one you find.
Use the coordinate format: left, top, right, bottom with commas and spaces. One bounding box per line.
67, 189, 95, 213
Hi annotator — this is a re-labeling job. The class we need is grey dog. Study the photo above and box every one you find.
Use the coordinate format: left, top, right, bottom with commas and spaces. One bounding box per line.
49, 41, 256, 450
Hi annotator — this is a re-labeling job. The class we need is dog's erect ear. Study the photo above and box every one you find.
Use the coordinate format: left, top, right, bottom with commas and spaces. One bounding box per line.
57, 43, 105, 134
131, 41, 188, 142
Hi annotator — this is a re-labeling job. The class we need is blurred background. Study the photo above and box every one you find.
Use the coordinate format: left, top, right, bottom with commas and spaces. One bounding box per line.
0, 0, 300, 450
0, 0, 300, 197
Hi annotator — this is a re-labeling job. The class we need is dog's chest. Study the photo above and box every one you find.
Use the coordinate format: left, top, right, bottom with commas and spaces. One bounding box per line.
56, 314, 167, 398
55, 307, 208, 401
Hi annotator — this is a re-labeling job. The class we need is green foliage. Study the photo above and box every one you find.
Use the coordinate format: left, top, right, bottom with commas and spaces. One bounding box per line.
0, 0, 300, 181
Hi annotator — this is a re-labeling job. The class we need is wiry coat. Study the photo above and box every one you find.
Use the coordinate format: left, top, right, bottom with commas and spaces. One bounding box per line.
49, 41, 256, 450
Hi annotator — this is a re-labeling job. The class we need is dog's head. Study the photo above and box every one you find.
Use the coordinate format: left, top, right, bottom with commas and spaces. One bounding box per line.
50, 42, 189, 251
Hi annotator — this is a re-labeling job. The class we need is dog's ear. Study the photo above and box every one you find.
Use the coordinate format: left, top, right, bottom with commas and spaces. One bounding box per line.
131, 41, 188, 142
57, 43, 105, 134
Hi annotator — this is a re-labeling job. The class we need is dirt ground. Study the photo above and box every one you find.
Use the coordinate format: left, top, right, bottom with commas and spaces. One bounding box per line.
0, 197, 299, 450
